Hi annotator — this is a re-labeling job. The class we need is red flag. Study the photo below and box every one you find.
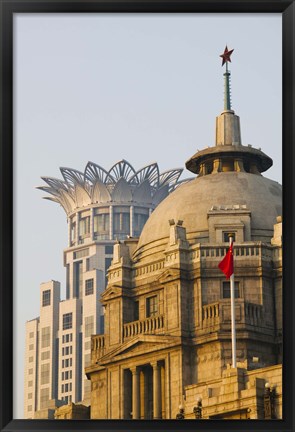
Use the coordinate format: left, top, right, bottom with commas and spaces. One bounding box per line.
218, 243, 234, 279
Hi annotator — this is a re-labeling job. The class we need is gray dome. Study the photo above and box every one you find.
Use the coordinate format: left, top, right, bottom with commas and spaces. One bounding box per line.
136, 171, 282, 252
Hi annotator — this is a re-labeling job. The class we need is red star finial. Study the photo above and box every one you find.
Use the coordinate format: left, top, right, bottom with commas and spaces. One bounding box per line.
220, 45, 234, 66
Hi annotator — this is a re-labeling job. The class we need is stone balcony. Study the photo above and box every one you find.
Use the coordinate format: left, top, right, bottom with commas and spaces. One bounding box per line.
201, 300, 265, 333
123, 314, 165, 339
91, 315, 165, 364
91, 334, 105, 364
192, 242, 273, 262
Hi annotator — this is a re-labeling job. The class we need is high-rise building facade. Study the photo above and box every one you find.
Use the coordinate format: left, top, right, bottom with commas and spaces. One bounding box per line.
24, 160, 188, 418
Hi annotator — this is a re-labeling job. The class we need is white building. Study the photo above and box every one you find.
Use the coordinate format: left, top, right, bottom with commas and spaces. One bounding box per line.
24, 160, 189, 418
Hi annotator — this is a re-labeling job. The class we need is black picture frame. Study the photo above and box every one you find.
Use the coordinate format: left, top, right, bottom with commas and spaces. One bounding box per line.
0, 1, 294, 431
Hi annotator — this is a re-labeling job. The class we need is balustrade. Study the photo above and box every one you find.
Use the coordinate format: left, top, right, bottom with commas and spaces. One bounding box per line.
202, 301, 263, 330
91, 334, 105, 362
123, 315, 164, 339
203, 302, 220, 320
245, 302, 263, 326
198, 244, 261, 260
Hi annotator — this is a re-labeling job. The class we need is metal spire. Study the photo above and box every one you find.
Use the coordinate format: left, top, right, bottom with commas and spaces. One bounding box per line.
220, 46, 234, 111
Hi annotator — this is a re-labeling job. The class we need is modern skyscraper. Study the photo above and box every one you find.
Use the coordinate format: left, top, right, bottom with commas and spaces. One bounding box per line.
24, 160, 188, 418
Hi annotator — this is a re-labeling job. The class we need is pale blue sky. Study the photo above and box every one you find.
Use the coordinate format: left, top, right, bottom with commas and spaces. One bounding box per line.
13, 13, 282, 417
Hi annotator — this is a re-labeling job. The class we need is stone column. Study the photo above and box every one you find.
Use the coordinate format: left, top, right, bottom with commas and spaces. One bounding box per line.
161, 364, 165, 419
90, 207, 94, 241
76, 212, 80, 244
130, 206, 134, 237
131, 367, 140, 419
212, 158, 221, 173
67, 217, 71, 246
109, 205, 113, 240
144, 369, 149, 419
152, 361, 161, 419
140, 370, 145, 419
234, 158, 245, 172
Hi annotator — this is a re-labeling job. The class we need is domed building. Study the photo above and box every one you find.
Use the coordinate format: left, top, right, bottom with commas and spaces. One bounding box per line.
86, 53, 282, 420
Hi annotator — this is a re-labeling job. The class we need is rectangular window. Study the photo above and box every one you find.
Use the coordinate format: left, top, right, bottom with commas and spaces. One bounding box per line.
41, 327, 50, 348
28, 393, 32, 399
28, 381, 33, 387
134, 301, 139, 321
85, 316, 94, 338
62, 346, 72, 356
29, 356, 33, 363
146, 295, 158, 317
79, 216, 90, 236
113, 211, 130, 237
62, 358, 72, 368
73, 248, 89, 259
105, 257, 113, 286
63, 313, 73, 330
105, 245, 113, 255
134, 211, 149, 236
40, 388, 49, 409
40, 363, 50, 385
222, 281, 240, 299
29, 332, 34, 338
27, 405, 32, 412
41, 351, 50, 361
66, 264, 70, 299
28, 368, 33, 375
223, 232, 236, 243
70, 221, 76, 244
62, 370, 72, 381
42, 289, 51, 307
74, 261, 83, 298
62, 333, 73, 343
62, 383, 72, 392
85, 279, 94, 296
94, 213, 109, 235
29, 344, 34, 350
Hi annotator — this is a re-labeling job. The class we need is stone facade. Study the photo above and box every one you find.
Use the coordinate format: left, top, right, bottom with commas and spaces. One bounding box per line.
86, 86, 282, 420
54, 403, 90, 420
184, 363, 282, 420
86, 218, 282, 419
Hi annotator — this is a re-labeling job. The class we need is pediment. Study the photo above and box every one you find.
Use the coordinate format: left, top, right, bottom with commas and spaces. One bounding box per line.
101, 285, 133, 302
157, 268, 180, 283
101, 286, 123, 301
97, 334, 180, 366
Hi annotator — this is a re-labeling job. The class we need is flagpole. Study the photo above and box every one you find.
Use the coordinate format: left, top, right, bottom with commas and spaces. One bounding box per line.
229, 234, 237, 368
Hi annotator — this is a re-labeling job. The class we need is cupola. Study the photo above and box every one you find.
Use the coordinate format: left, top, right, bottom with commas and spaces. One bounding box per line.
185, 46, 272, 176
